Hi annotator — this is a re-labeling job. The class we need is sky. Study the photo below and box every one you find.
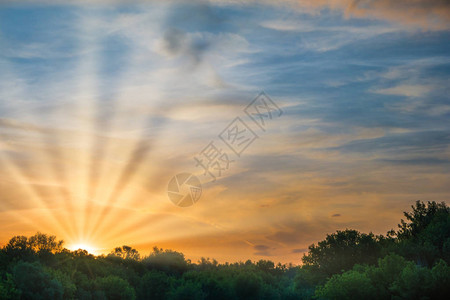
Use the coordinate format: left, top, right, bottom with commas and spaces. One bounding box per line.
0, 0, 449, 264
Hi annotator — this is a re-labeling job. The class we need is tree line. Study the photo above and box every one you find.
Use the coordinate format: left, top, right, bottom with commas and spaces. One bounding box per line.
0, 200, 449, 299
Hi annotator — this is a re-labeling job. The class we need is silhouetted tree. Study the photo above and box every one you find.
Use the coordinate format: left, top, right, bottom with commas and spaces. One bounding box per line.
391, 200, 450, 266
111, 245, 140, 260
302, 229, 383, 276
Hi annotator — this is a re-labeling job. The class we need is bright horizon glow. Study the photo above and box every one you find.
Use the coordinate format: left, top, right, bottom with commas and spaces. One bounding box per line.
68, 243, 98, 255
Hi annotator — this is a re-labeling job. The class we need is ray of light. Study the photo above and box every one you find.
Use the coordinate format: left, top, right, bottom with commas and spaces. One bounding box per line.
66, 10, 102, 243
0, 149, 73, 237
88, 106, 175, 238
0, 41, 76, 238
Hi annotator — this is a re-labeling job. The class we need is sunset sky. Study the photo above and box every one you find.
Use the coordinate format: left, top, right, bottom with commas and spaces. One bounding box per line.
0, 0, 449, 264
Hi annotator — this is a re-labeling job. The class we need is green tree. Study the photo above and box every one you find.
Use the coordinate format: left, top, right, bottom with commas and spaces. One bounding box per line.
430, 259, 450, 298
96, 275, 136, 300
0, 273, 20, 300
302, 229, 382, 276
396, 201, 449, 240
12, 261, 63, 300
391, 201, 450, 266
168, 280, 206, 300
315, 270, 377, 300
233, 271, 263, 300
143, 247, 189, 275
138, 270, 172, 300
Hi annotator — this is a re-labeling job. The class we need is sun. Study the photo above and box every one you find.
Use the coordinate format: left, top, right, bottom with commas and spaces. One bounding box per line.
68, 243, 97, 254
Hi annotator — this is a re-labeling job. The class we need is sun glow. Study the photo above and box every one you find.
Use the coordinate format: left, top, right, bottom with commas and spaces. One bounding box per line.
68, 243, 97, 254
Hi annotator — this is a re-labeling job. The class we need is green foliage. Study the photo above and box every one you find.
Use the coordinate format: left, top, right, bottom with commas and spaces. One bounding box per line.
0, 200, 447, 299
391, 201, 450, 266
12, 261, 63, 300
315, 269, 377, 300
110, 245, 140, 261
138, 270, 172, 300
168, 280, 206, 300
233, 271, 263, 300
397, 201, 449, 240
0, 273, 20, 300
430, 259, 450, 298
143, 247, 189, 275
294, 265, 325, 299
96, 275, 136, 300
302, 229, 383, 276
46, 268, 77, 299
314, 253, 450, 300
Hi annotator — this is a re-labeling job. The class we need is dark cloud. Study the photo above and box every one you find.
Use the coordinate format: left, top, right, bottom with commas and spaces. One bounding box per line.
289, 0, 450, 30
331, 213, 341, 217
164, 1, 225, 30
378, 158, 450, 166
266, 219, 335, 246
253, 244, 273, 256
292, 248, 307, 253
160, 1, 226, 66
161, 27, 211, 65
330, 131, 450, 155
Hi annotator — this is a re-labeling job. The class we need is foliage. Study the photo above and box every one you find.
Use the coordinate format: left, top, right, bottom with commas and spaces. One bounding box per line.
0, 200, 447, 299
302, 229, 385, 276
110, 246, 140, 261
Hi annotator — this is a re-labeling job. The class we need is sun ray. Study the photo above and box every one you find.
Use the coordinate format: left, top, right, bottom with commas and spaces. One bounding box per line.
87, 103, 177, 239
62, 10, 103, 243
0, 45, 76, 238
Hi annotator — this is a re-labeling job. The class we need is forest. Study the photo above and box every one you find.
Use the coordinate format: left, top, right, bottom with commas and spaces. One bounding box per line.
0, 200, 449, 300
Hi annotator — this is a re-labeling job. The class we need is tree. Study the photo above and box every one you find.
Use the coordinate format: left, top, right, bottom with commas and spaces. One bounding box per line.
233, 271, 263, 300
110, 245, 140, 260
315, 253, 449, 299
396, 201, 449, 240
3, 236, 33, 260
168, 280, 206, 300
302, 229, 382, 276
392, 201, 450, 266
12, 261, 63, 300
3, 233, 63, 261
315, 270, 377, 300
28, 232, 63, 253
143, 247, 189, 275
96, 275, 136, 300
430, 259, 450, 299
138, 270, 172, 300
0, 273, 20, 300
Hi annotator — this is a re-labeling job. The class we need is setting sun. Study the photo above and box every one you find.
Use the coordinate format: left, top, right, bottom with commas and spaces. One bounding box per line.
68, 243, 97, 254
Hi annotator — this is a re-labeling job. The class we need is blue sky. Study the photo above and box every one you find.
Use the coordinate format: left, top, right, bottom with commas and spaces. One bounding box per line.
0, 1, 449, 263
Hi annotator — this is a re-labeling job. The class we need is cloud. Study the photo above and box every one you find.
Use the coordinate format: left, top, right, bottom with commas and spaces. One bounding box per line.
291, 248, 307, 253
373, 84, 433, 98
289, 0, 450, 30
2, 0, 449, 30
253, 244, 272, 256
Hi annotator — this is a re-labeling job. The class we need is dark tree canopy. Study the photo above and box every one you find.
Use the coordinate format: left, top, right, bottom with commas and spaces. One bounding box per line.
301, 229, 384, 276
